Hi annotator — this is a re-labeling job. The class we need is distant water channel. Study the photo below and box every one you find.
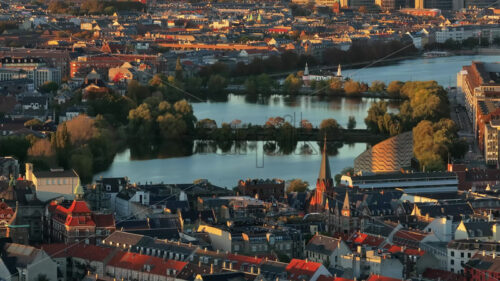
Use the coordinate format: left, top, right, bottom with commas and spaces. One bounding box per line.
96, 55, 500, 187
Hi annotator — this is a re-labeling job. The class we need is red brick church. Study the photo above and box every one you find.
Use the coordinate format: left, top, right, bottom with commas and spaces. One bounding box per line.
308, 139, 334, 213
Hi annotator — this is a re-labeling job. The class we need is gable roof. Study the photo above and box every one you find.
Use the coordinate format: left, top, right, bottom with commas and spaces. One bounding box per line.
42, 243, 115, 262
306, 234, 342, 255
108, 251, 187, 276
286, 259, 322, 281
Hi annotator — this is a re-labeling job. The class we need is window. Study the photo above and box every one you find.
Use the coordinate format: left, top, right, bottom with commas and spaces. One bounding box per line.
461, 252, 464, 258
468, 253, 471, 258
451, 251, 455, 257
451, 260, 454, 265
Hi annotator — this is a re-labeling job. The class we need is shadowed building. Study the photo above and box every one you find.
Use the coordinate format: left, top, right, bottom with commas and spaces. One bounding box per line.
237, 179, 284, 201
354, 131, 413, 174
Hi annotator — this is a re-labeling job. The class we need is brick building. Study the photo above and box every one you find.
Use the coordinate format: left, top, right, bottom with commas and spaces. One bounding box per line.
465, 253, 500, 281
70, 54, 167, 78
46, 185, 115, 244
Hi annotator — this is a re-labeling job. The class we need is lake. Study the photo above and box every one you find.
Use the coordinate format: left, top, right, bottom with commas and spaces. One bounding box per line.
96, 55, 500, 188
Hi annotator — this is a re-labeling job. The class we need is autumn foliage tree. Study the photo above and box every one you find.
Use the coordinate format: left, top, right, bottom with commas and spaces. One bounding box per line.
287, 179, 309, 192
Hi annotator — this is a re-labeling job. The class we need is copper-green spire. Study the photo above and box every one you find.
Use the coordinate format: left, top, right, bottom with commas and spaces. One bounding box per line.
318, 135, 332, 182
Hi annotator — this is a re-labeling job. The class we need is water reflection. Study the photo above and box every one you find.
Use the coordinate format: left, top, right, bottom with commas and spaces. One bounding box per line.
194, 94, 394, 128
127, 139, 363, 161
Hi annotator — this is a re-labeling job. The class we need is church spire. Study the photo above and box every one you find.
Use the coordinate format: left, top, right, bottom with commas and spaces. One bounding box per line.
337, 64, 342, 77
304, 62, 309, 76
342, 192, 351, 217
318, 135, 332, 183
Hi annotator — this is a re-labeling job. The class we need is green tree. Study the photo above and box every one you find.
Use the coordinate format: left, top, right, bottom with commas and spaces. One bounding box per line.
283, 73, 303, 94
127, 80, 150, 104
70, 148, 93, 183
39, 81, 59, 93
287, 179, 309, 192
369, 80, 386, 93
149, 73, 167, 88
175, 57, 183, 81
207, 74, 227, 95
157, 113, 187, 139
0, 136, 31, 163
53, 123, 72, 168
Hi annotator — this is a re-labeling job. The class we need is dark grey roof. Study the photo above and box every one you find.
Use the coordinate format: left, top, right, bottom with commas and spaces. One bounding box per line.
125, 228, 180, 240
33, 169, 77, 178
116, 219, 149, 230
351, 171, 457, 182
463, 221, 494, 237
200, 272, 246, 281
134, 236, 196, 256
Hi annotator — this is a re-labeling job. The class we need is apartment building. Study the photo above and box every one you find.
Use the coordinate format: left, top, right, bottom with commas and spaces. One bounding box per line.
447, 240, 500, 274
457, 62, 500, 134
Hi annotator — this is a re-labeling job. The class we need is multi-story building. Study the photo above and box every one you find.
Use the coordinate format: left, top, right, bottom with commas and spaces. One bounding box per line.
484, 119, 500, 165
25, 163, 80, 201
340, 248, 404, 280
305, 234, 351, 268
0, 57, 46, 71
0, 49, 71, 78
447, 240, 500, 274
476, 101, 500, 156
0, 68, 27, 81
198, 224, 303, 258
341, 172, 458, 193
458, 62, 500, 164
1, 243, 58, 281
47, 187, 115, 245
32, 67, 61, 88
465, 253, 500, 281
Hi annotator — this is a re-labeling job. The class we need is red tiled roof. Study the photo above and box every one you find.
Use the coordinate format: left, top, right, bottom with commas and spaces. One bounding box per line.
67, 200, 92, 213
42, 243, 114, 262
393, 230, 426, 242
227, 253, 262, 269
286, 259, 322, 281
404, 248, 425, 256
366, 274, 403, 281
52, 200, 96, 227
386, 245, 425, 256
108, 251, 187, 276
350, 233, 385, 247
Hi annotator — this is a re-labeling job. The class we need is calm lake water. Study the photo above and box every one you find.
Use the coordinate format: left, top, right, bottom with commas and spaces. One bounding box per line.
96, 55, 500, 188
